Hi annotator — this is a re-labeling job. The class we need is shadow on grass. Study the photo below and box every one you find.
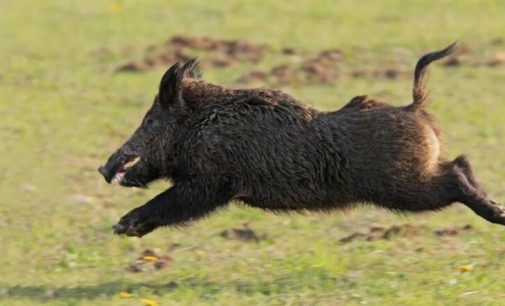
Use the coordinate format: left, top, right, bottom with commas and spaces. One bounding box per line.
1, 281, 179, 301
2, 269, 341, 301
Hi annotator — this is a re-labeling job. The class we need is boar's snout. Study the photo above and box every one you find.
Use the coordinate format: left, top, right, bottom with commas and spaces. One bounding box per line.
98, 152, 122, 183
98, 164, 113, 183
98, 150, 138, 184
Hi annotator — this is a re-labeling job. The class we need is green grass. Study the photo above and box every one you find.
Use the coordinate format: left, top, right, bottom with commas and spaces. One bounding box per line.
1, 1, 505, 305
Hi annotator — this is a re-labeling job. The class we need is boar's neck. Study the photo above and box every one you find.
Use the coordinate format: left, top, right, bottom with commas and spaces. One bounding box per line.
180, 80, 320, 120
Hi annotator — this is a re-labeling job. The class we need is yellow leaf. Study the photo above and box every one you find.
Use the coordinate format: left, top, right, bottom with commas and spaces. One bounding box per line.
458, 264, 474, 272
142, 255, 159, 262
141, 298, 159, 306
118, 291, 132, 298
108, 3, 121, 13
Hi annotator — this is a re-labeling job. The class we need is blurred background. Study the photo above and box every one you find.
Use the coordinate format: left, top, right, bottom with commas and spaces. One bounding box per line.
1, 1, 505, 305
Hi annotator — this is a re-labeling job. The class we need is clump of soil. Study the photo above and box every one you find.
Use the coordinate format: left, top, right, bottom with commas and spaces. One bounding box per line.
126, 248, 173, 273
237, 49, 344, 85
340, 223, 477, 243
116, 35, 266, 72
351, 66, 410, 79
115, 36, 502, 86
487, 51, 505, 66
490, 38, 504, 46
116, 35, 346, 85
220, 223, 265, 242
300, 49, 344, 83
116, 49, 189, 72
170, 35, 265, 65
442, 43, 473, 67
441, 42, 505, 68
433, 224, 474, 237
339, 224, 426, 243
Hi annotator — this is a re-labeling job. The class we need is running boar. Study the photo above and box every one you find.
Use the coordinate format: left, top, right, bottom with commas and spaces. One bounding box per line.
99, 43, 505, 237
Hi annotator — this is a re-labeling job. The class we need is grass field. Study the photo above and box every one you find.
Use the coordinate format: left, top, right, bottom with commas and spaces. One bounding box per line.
1, 1, 505, 305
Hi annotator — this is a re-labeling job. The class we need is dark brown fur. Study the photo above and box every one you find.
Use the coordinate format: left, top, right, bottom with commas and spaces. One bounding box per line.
99, 44, 505, 237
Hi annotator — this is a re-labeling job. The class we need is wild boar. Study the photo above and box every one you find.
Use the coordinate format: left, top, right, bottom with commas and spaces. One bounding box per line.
99, 43, 505, 237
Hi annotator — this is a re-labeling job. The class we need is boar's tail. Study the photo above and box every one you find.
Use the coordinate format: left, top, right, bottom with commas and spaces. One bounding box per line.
409, 42, 458, 111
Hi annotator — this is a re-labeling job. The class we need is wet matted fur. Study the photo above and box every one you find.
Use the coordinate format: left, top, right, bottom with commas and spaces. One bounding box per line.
99, 43, 505, 237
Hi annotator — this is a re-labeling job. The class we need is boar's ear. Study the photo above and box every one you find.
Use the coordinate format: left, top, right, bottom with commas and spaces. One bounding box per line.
158, 58, 201, 108
180, 58, 202, 80
158, 62, 182, 108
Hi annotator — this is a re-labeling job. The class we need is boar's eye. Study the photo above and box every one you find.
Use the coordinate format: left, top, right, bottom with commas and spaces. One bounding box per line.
143, 116, 158, 130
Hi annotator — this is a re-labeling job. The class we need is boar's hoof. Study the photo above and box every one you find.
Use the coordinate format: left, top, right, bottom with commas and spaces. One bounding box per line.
112, 223, 126, 234
113, 208, 158, 237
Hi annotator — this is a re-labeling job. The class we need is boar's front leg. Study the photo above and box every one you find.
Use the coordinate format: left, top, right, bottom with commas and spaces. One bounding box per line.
113, 180, 234, 237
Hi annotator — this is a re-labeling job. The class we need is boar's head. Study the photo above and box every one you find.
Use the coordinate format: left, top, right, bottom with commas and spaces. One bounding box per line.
98, 59, 200, 187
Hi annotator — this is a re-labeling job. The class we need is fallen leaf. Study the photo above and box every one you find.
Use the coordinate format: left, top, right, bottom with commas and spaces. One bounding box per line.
142, 255, 159, 262
458, 264, 474, 272
141, 298, 158, 306
108, 3, 120, 13
118, 291, 132, 298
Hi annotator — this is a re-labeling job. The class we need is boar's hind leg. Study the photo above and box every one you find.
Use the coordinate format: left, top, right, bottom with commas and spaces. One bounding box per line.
376, 155, 505, 225
113, 180, 235, 237
451, 155, 505, 225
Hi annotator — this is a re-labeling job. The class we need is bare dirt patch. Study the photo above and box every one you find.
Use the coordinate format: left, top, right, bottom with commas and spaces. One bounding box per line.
116, 35, 347, 85
116, 35, 266, 72
443, 43, 473, 67
115, 36, 503, 87
351, 66, 410, 80
237, 49, 344, 85
433, 224, 474, 237
487, 51, 505, 66
339, 224, 426, 243
340, 223, 477, 243
220, 223, 265, 242
443, 41, 505, 68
